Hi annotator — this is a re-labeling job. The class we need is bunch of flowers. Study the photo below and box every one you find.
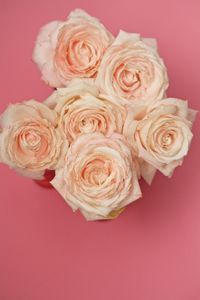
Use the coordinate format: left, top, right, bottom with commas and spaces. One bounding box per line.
0, 9, 196, 220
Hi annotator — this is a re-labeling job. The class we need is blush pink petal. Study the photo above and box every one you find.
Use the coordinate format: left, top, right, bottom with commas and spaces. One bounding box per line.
0, 100, 67, 179
44, 78, 126, 144
32, 21, 64, 87
96, 30, 168, 105
123, 97, 196, 179
33, 9, 113, 88
51, 133, 142, 221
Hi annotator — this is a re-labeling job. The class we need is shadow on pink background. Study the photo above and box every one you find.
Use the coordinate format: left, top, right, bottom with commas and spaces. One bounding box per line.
0, 0, 200, 299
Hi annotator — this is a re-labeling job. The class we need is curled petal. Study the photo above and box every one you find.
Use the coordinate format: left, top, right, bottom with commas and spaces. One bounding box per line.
96, 30, 168, 105
0, 101, 67, 179
51, 133, 142, 220
33, 9, 113, 87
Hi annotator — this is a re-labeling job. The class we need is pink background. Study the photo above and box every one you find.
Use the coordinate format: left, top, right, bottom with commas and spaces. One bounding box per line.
0, 0, 200, 299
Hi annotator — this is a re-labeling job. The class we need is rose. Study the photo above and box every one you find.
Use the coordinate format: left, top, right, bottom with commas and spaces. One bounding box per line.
123, 98, 196, 178
33, 9, 113, 88
51, 133, 142, 220
0, 100, 67, 179
96, 30, 168, 105
45, 79, 127, 143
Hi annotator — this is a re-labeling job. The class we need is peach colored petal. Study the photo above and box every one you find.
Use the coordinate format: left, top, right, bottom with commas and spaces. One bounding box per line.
32, 21, 64, 87
0, 100, 67, 179
45, 79, 126, 144
96, 30, 168, 105
33, 9, 113, 88
51, 133, 142, 221
123, 97, 196, 179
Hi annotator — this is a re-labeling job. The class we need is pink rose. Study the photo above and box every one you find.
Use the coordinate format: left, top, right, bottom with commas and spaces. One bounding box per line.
45, 79, 126, 143
96, 30, 168, 105
51, 133, 142, 220
0, 100, 67, 179
123, 98, 196, 179
33, 9, 113, 88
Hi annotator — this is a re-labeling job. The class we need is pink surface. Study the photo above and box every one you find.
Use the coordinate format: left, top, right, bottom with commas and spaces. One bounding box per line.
0, 0, 200, 299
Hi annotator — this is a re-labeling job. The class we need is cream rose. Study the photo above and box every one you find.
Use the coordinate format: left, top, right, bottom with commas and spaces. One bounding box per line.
123, 98, 196, 178
96, 30, 168, 104
45, 79, 126, 143
0, 100, 67, 179
51, 133, 142, 221
33, 9, 113, 88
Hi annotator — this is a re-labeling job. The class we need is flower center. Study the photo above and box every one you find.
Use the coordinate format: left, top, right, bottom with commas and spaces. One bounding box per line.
82, 159, 111, 186
67, 40, 93, 68
22, 130, 41, 149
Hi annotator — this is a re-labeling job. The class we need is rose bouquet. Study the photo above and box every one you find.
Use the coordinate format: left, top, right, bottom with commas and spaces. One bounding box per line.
0, 9, 196, 220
